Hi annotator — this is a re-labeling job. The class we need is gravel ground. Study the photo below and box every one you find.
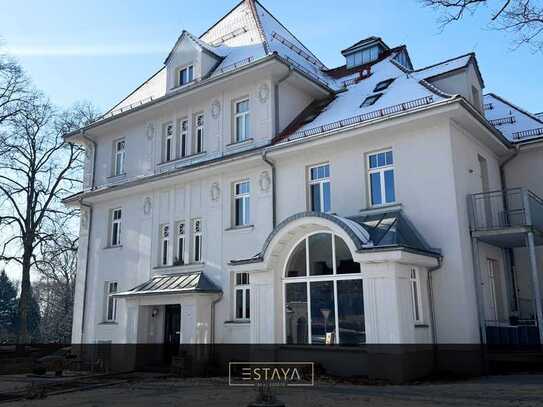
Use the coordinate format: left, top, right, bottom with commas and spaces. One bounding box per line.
2, 374, 543, 407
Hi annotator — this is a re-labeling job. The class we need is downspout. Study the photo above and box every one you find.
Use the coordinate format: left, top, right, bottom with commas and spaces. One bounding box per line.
78, 200, 93, 344
210, 292, 223, 363
261, 151, 276, 228
427, 257, 442, 373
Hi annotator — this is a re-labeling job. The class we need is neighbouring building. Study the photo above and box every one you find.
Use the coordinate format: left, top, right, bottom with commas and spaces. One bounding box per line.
63, 0, 543, 380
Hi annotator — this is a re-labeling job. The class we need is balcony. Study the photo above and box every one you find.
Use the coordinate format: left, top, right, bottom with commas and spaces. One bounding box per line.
468, 188, 543, 247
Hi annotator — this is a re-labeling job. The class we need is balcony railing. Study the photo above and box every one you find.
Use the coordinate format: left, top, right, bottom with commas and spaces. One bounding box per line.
469, 188, 543, 232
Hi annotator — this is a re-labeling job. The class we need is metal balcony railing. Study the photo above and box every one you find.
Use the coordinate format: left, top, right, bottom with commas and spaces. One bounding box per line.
469, 188, 543, 232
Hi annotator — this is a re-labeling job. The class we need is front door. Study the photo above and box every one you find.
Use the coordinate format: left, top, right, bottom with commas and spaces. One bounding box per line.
164, 304, 181, 362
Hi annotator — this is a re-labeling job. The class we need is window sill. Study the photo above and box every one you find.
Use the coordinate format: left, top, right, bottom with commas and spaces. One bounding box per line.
226, 138, 254, 149
224, 320, 250, 325
99, 321, 118, 325
225, 225, 254, 232
104, 245, 123, 250
107, 173, 127, 180
157, 151, 207, 167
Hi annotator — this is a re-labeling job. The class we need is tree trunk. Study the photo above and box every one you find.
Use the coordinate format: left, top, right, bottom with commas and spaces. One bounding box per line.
16, 244, 32, 350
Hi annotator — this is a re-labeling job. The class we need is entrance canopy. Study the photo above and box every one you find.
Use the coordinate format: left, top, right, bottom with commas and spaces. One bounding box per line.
113, 271, 222, 298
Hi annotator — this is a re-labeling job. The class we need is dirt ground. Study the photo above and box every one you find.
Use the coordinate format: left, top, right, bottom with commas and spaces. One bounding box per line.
2, 373, 543, 407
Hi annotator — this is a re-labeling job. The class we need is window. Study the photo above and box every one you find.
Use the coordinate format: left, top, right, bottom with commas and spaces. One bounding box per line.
160, 224, 170, 266
234, 99, 250, 142
175, 222, 186, 266
233, 180, 250, 226
374, 78, 394, 92
192, 218, 203, 262
105, 281, 118, 322
194, 114, 204, 154
110, 208, 122, 247
234, 272, 250, 320
179, 119, 188, 158
308, 164, 331, 213
164, 124, 174, 162
345, 46, 380, 68
113, 139, 125, 176
409, 269, 423, 323
368, 150, 395, 206
360, 93, 383, 107
178, 65, 194, 86
284, 233, 363, 345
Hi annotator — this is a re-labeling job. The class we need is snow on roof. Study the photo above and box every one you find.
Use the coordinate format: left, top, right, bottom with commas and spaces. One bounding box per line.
536, 112, 543, 120
276, 54, 450, 142
484, 93, 543, 142
412, 53, 472, 80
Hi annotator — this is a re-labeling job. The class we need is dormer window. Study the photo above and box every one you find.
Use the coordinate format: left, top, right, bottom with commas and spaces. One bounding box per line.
342, 37, 389, 69
178, 65, 194, 87
360, 93, 383, 108
346, 47, 379, 69
374, 78, 394, 92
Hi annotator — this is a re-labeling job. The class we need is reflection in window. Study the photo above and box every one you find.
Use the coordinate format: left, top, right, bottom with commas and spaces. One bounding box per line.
285, 282, 308, 344
284, 233, 364, 345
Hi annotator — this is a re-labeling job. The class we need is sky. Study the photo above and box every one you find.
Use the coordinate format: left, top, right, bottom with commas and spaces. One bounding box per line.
0, 0, 542, 115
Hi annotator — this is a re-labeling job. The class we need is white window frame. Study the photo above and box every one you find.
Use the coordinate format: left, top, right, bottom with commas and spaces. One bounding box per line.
308, 163, 331, 213
234, 272, 250, 321
110, 208, 122, 247
195, 114, 204, 154
178, 64, 194, 87
410, 268, 423, 324
192, 218, 203, 263
105, 281, 118, 322
233, 180, 251, 226
164, 123, 174, 162
175, 221, 186, 266
160, 224, 170, 266
179, 118, 188, 158
113, 139, 125, 176
367, 149, 395, 207
234, 98, 250, 142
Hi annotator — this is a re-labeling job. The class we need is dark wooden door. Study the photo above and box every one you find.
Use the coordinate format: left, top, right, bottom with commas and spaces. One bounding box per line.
164, 304, 181, 362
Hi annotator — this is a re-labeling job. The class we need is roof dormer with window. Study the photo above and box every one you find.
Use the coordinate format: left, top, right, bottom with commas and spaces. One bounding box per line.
164, 30, 224, 92
341, 37, 390, 69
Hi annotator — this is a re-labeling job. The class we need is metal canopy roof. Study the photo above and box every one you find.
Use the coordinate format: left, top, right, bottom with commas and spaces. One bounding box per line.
113, 271, 222, 298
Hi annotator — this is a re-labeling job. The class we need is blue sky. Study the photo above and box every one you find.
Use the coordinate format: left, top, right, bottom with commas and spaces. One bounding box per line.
1, 0, 541, 114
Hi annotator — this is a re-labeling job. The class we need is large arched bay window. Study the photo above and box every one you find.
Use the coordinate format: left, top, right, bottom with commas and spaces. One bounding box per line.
284, 232, 365, 345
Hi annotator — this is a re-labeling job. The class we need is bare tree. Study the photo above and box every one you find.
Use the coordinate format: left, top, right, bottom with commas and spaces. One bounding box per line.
0, 52, 29, 126
0, 92, 99, 344
421, 0, 543, 51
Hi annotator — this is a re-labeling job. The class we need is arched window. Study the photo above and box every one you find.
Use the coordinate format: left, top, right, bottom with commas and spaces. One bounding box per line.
284, 232, 365, 345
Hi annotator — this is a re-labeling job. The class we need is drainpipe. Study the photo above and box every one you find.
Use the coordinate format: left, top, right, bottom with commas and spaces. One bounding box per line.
210, 292, 223, 363
261, 151, 276, 228
78, 200, 93, 344
427, 257, 442, 373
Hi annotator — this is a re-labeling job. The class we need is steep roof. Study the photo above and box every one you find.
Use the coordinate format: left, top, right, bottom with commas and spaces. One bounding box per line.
484, 93, 543, 143
412, 53, 484, 88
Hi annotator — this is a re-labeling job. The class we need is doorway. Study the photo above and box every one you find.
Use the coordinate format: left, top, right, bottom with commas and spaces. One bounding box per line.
164, 304, 181, 363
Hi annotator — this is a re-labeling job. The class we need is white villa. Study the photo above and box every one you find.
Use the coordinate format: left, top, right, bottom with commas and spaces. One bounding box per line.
64, 0, 543, 378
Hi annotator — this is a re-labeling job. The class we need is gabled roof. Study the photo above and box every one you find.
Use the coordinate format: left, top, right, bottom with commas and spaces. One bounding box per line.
413, 52, 485, 88
164, 30, 224, 66
484, 93, 543, 142
341, 36, 390, 56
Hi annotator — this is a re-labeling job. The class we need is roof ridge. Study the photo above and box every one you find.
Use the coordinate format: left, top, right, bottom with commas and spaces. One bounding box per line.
199, 0, 245, 39
413, 52, 474, 73
485, 92, 543, 126
247, 0, 270, 54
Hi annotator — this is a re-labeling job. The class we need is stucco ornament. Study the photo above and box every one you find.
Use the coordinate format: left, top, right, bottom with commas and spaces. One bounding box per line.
211, 100, 221, 119
143, 197, 152, 215
259, 170, 271, 192
210, 182, 221, 201
146, 123, 155, 140
258, 83, 270, 103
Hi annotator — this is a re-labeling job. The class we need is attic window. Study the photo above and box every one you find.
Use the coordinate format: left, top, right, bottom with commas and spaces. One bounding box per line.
360, 93, 383, 108
374, 78, 395, 92
179, 65, 194, 86
346, 46, 380, 69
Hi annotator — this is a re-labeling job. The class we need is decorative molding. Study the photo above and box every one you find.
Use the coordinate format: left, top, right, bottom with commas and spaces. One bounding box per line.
211, 100, 221, 119
258, 83, 270, 103
259, 170, 271, 192
143, 197, 152, 215
210, 182, 221, 202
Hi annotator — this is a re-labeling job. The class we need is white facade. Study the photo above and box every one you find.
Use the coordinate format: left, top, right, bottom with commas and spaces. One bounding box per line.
65, 0, 542, 355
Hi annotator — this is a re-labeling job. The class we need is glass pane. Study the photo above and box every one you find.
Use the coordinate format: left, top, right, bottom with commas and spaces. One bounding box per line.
308, 233, 333, 276
384, 170, 395, 203
335, 236, 360, 274
107, 297, 114, 320
178, 239, 184, 263
369, 155, 377, 169
285, 283, 308, 344
322, 182, 331, 213
337, 280, 365, 345
310, 167, 318, 180
235, 198, 243, 226
385, 150, 393, 165
285, 240, 307, 277
244, 114, 250, 138
195, 236, 201, 261
246, 289, 250, 319
236, 116, 243, 140
370, 172, 382, 205
310, 184, 320, 212
377, 152, 386, 167
412, 281, 420, 321
188, 66, 193, 81
236, 289, 243, 319
112, 223, 119, 245
244, 196, 250, 224
310, 281, 335, 344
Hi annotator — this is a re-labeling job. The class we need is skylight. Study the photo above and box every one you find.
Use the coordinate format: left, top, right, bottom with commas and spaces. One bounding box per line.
374, 78, 395, 92
360, 93, 383, 108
